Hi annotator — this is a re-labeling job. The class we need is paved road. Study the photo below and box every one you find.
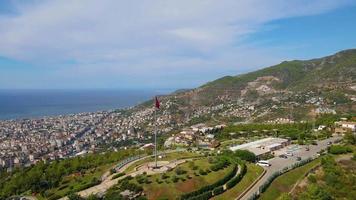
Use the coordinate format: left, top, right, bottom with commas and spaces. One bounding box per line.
238, 136, 341, 200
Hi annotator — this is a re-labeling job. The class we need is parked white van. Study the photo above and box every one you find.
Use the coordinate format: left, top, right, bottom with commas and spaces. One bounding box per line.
256, 160, 271, 167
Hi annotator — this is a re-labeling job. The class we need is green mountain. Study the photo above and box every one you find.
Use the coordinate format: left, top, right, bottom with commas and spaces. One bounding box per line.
150, 49, 356, 123
198, 49, 355, 102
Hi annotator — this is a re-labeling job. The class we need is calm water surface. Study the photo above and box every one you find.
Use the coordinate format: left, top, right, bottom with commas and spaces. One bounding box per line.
0, 89, 159, 120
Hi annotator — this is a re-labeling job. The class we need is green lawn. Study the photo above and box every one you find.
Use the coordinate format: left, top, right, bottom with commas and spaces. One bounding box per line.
212, 163, 264, 200
130, 158, 233, 200
259, 158, 321, 200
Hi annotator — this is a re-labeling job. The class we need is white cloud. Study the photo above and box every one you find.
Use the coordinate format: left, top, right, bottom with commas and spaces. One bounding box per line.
0, 0, 353, 88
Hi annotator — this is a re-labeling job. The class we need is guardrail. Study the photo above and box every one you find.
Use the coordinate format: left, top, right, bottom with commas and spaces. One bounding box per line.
114, 154, 147, 171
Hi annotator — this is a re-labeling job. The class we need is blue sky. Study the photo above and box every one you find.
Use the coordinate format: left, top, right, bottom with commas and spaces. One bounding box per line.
0, 0, 356, 90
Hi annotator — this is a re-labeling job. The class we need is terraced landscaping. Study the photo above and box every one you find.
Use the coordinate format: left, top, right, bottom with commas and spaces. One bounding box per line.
140, 158, 234, 200
124, 151, 201, 173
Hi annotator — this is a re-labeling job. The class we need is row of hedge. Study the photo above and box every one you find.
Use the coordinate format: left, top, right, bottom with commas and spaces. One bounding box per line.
186, 191, 212, 200
180, 164, 237, 199
111, 172, 125, 180
259, 157, 314, 193
247, 157, 316, 200
226, 163, 247, 189
213, 186, 224, 196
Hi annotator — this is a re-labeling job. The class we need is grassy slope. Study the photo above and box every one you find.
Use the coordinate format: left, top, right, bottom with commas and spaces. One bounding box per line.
259, 158, 321, 200
212, 163, 264, 200
45, 164, 112, 198
191, 49, 356, 106
292, 154, 356, 200
204, 49, 356, 90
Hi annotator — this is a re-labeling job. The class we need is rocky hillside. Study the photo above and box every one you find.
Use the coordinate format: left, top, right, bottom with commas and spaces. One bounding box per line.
136, 49, 356, 125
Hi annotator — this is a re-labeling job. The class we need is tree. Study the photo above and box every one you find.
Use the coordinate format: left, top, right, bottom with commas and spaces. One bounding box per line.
328, 145, 352, 154
234, 150, 256, 162
87, 194, 100, 200
68, 193, 85, 200
343, 132, 356, 145
110, 168, 116, 175
298, 184, 332, 200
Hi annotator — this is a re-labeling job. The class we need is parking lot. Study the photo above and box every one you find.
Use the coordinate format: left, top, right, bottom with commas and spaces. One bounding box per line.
239, 136, 341, 200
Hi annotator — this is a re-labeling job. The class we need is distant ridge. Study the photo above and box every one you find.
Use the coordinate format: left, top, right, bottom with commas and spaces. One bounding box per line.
136, 49, 356, 122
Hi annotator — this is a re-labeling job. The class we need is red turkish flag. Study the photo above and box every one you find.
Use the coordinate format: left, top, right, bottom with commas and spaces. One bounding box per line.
155, 96, 160, 109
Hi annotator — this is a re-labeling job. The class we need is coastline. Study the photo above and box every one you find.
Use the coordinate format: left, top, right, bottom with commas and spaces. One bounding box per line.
0, 89, 159, 121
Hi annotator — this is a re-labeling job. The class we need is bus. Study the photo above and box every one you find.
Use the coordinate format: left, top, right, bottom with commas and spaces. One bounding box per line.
256, 160, 271, 167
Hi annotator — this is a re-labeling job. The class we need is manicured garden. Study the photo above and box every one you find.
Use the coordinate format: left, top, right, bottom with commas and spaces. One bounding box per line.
131, 157, 234, 200
123, 151, 201, 173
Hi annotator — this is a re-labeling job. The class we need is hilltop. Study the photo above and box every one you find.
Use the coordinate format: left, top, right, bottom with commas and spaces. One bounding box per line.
136, 49, 356, 125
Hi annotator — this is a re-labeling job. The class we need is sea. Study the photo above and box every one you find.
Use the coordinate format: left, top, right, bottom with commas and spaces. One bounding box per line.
0, 89, 163, 120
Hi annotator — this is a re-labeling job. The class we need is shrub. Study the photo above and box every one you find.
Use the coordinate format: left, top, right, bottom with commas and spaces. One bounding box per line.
120, 182, 143, 193
156, 178, 162, 184
87, 194, 100, 200
68, 193, 84, 200
199, 169, 207, 175
213, 186, 224, 195
175, 167, 187, 175
210, 158, 230, 171
328, 145, 352, 154
110, 168, 116, 175
308, 174, 317, 183
161, 173, 169, 179
136, 175, 147, 184
226, 163, 246, 189
172, 175, 179, 183
112, 172, 125, 180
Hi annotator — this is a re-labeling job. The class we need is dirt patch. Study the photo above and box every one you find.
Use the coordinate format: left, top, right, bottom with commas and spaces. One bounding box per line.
176, 178, 202, 193
147, 189, 165, 200
275, 184, 289, 193
338, 159, 356, 170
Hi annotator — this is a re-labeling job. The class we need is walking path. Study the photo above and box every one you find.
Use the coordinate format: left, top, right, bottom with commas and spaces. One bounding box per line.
222, 165, 241, 191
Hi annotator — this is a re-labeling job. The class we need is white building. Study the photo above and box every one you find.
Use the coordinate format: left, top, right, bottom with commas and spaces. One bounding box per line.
335, 121, 356, 132
229, 137, 290, 158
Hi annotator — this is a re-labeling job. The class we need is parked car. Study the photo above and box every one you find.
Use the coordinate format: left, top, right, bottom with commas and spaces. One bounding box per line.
256, 160, 271, 167
305, 147, 310, 151
296, 157, 302, 161
279, 154, 288, 159
327, 141, 332, 145
286, 152, 294, 156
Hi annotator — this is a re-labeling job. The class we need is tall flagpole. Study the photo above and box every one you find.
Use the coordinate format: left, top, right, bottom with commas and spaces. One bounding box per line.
154, 98, 158, 168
